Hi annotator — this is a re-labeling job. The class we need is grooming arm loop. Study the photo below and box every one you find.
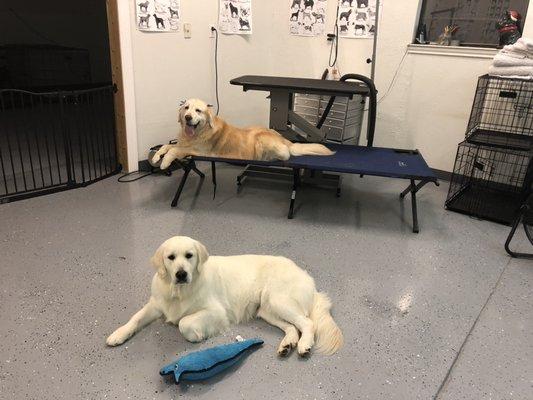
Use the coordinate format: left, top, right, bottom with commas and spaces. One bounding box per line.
317, 74, 377, 147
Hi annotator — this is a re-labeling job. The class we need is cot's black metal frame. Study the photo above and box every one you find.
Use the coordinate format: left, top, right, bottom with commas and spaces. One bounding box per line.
171, 157, 438, 233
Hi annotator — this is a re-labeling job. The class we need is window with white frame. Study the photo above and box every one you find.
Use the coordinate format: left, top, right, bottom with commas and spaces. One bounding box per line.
416, 0, 529, 47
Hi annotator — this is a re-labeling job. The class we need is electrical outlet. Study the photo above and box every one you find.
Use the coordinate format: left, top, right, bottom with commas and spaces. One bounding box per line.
209, 24, 217, 38
184, 23, 192, 38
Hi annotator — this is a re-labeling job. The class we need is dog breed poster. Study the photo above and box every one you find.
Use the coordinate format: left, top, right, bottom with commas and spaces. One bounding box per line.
136, 0, 180, 32
337, 0, 376, 38
219, 0, 253, 35
289, 0, 327, 37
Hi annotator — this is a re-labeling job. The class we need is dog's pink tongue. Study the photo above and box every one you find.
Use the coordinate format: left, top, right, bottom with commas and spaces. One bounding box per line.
184, 125, 195, 137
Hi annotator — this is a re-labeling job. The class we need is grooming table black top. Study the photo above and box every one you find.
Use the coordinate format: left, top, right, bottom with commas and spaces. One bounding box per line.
230, 75, 369, 98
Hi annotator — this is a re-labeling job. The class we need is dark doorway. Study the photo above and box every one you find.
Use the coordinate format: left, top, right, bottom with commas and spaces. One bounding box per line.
0, 1, 120, 203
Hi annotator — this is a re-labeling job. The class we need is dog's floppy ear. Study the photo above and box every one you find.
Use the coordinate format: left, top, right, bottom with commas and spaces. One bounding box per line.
194, 240, 209, 271
205, 106, 215, 129
150, 246, 167, 279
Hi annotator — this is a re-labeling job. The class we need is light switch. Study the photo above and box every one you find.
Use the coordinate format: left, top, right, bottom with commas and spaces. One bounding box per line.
184, 23, 192, 38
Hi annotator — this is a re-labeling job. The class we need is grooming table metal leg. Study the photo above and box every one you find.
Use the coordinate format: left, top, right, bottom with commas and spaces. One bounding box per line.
288, 168, 300, 219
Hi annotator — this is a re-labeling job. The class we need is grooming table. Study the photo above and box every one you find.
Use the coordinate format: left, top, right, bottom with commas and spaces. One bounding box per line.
229, 74, 377, 187
171, 144, 438, 233
230, 74, 373, 144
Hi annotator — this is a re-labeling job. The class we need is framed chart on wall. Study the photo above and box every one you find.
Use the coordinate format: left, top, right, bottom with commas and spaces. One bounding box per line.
337, 0, 376, 38
289, 0, 328, 37
219, 0, 253, 35
135, 0, 181, 32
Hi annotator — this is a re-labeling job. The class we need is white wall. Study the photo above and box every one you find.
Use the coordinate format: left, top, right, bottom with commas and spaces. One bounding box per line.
129, 0, 533, 172
131, 0, 373, 163
374, 1, 533, 171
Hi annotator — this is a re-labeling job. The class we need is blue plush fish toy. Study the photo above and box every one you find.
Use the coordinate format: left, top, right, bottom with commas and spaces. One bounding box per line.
160, 338, 264, 384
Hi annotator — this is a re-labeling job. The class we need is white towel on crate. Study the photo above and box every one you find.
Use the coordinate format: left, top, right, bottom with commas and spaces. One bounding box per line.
503, 37, 533, 56
488, 65, 533, 79
493, 53, 533, 67
515, 37, 533, 52
500, 49, 533, 60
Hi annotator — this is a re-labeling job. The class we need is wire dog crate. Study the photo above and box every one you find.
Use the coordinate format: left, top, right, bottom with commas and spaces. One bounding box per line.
0, 86, 120, 204
466, 75, 533, 151
445, 141, 533, 225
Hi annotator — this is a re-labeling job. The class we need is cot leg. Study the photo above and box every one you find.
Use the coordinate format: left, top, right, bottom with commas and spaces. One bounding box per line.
211, 162, 217, 199
409, 179, 419, 233
400, 184, 412, 199
400, 179, 438, 233
171, 168, 191, 207
288, 168, 300, 219
190, 164, 205, 179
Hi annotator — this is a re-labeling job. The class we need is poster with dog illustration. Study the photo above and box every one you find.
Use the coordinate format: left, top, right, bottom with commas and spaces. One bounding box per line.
337, 0, 376, 38
219, 0, 253, 35
289, 0, 327, 36
136, 0, 180, 32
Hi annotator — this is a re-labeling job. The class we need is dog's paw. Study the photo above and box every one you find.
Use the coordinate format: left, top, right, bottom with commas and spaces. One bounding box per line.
106, 326, 131, 347
277, 329, 299, 357
297, 337, 314, 357
277, 343, 293, 357
179, 321, 205, 343
151, 153, 163, 165
159, 158, 173, 170
152, 145, 171, 166
298, 347, 311, 357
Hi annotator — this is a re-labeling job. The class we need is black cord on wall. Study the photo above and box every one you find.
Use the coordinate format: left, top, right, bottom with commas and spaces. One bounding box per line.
328, 4, 340, 68
212, 27, 220, 116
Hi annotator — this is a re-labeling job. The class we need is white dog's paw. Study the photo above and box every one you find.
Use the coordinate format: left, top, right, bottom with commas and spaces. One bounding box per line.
179, 322, 205, 343
297, 337, 314, 357
152, 145, 171, 165
106, 326, 132, 347
277, 329, 299, 357
159, 156, 174, 170
152, 153, 163, 165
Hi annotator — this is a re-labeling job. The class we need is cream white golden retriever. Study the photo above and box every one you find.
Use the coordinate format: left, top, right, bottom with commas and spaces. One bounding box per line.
106, 236, 343, 356
152, 98, 334, 170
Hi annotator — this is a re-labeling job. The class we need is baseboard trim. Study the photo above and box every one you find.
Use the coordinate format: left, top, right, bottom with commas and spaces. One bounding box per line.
432, 168, 452, 181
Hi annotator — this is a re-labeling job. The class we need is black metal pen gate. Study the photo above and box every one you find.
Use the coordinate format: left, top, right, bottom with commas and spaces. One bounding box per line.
0, 85, 121, 204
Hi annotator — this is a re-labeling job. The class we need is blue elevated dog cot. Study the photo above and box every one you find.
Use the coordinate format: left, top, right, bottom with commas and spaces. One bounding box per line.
168, 75, 438, 233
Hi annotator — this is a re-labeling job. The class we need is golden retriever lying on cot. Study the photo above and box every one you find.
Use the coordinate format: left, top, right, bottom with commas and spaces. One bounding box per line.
152, 98, 334, 169
106, 236, 343, 356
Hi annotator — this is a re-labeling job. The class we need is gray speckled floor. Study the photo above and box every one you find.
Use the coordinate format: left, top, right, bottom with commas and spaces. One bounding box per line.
0, 164, 531, 400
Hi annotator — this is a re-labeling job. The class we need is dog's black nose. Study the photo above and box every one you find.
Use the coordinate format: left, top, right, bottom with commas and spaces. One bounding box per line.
185, 115, 192, 122
175, 270, 188, 283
